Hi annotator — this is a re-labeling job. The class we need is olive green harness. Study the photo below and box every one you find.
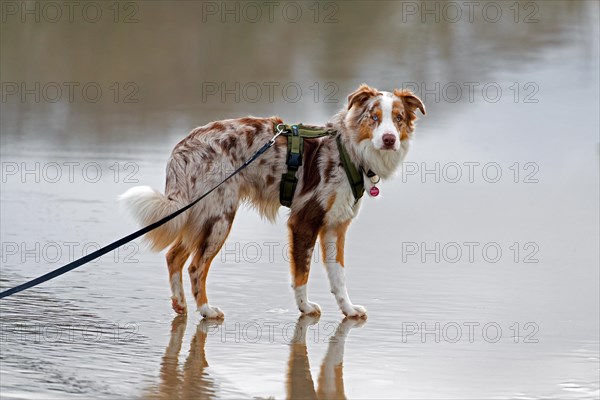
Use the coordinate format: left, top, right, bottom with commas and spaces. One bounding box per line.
277, 124, 365, 207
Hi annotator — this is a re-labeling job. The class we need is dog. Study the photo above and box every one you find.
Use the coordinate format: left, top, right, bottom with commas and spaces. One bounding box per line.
119, 84, 425, 319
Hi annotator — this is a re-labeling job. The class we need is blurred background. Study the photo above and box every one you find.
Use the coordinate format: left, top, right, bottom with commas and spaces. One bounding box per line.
1, 1, 599, 399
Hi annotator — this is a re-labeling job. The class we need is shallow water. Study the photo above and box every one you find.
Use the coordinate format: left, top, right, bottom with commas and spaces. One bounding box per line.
1, 1, 599, 399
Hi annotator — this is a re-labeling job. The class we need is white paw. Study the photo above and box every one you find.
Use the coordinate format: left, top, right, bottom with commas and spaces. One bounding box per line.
198, 304, 225, 319
291, 315, 320, 343
198, 319, 223, 334
299, 301, 322, 316
339, 317, 367, 331
342, 304, 367, 319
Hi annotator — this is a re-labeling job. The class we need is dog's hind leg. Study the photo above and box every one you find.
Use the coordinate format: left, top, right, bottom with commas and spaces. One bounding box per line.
166, 238, 191, 314
188, 212, 235, 319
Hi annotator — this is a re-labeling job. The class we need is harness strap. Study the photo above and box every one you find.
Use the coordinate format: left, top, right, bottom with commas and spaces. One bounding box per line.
278, 124, 335, 138
280, 125, 303, 207
280, 123, 334, 207
278, 123, 365, 207
336, 136, 365, 202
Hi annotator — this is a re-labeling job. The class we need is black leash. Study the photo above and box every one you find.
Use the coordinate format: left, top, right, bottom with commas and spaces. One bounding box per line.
0, 130, 283, 299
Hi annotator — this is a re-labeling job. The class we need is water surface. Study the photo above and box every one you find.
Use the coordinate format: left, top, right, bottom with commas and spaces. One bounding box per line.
1, 1, 598, 398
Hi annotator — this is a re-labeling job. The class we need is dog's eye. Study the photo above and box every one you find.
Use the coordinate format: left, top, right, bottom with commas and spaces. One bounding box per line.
396, 115, 403, 122
372, 115, 378, 121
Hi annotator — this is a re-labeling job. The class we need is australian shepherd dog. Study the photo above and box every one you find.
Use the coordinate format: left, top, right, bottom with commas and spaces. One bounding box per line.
120, 84, 425, 319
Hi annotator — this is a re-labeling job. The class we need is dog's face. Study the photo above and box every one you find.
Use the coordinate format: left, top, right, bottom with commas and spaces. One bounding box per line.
346, 84, 425, 152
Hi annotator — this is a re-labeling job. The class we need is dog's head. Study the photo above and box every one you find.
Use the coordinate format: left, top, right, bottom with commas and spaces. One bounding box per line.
345, 83, 425, 152
343, 84, 425, 177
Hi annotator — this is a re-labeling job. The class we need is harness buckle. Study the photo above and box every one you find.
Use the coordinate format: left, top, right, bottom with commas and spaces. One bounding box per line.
287, 152, 301, 169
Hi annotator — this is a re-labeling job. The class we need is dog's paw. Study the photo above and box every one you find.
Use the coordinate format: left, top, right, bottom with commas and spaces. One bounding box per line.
342, 304, 367, 319
299, 301, 322, 316
198, 304, 225, 319
171, 297, 187, 315
297, 314, 321, 327
291, 314, 321, 343
340, 316, 367, 330
198, 319, 223, 334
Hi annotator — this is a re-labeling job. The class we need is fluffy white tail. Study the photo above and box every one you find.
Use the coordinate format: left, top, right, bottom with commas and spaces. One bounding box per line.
119, 186, 186, 252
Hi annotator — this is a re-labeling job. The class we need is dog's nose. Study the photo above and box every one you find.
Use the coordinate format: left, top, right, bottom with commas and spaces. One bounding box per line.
382, 133, 396, 148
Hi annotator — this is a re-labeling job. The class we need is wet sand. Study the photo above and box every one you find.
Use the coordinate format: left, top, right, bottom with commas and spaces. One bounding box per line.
1, 1, 599, 398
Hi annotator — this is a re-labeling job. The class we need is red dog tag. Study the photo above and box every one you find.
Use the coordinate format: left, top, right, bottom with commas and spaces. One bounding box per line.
369, 186, 380, 197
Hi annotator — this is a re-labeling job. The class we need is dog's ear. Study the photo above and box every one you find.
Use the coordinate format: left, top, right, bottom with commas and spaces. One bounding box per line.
394, 89, 426, 116
347, 84, 379, 110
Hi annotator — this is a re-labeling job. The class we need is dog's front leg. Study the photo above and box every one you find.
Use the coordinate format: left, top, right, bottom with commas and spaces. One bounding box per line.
319, 223, 367, 318
288, 212, 322, 316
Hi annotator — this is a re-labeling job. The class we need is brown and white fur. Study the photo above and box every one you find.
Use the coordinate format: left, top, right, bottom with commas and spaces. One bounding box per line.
119, 84, 425, 319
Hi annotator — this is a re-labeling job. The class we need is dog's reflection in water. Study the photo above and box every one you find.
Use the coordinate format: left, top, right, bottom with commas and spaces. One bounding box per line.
287, 315, 365, 400
147, 315, 220, 399
147, 315, 365, 399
